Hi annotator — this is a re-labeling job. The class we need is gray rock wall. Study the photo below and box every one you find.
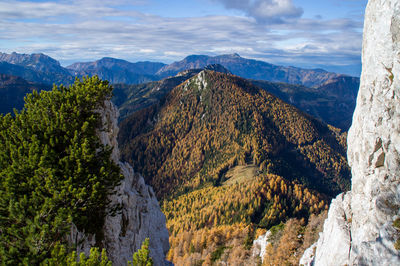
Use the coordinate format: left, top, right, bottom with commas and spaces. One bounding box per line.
301, 0, 400, 265
100, 100, 170, 266
69, 100, 169, 266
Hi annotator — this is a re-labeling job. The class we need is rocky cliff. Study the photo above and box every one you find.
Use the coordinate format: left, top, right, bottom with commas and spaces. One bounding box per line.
70, 100, 170, 265
300, 0, 400, 265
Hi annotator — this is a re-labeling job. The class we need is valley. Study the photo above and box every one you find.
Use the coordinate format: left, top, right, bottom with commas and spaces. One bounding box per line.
2, 0, 399, 265
0, 51, 356, 265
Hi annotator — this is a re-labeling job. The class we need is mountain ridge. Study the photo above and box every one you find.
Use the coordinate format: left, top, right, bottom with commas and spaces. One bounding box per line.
0, 52, 74, 85
113, 65, 357, 130
118, 69, 351, 264
67, 57, 166, 84
0, 51, 359, 89
119, 69, 351, 199
156, 53, 351, 88
0, 73, 52, 114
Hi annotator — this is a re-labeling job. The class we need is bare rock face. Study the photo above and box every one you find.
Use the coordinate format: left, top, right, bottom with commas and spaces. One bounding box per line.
103, 162, 170, 266
252, 231, 271, 263
300, 0, 400, 265
71, 100, 170, 265
305, 193, 353, 266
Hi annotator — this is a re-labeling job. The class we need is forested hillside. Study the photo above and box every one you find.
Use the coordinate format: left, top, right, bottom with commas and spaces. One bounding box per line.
0, 77, 122, 264
113, 67, 357, 130
252, 76, 359, 130
0, 74, 52, 114
120, 71, 350, 198
113, 64, 230, 121
119, 70, 351, 264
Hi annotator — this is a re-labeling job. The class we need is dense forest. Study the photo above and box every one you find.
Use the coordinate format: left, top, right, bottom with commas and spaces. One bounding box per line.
119, 70, 351, 264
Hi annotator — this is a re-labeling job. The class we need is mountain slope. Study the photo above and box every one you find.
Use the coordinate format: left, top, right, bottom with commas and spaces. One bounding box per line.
156, 53, 345, 87
114, 66, 357, 130
0, 52, 73, 85
0, 73, 51, 114
118, 70, 351, 264
119, 70, 350, 198
252, 76, 359, 130
67, 57, 166, 84
113, 64, 231, 121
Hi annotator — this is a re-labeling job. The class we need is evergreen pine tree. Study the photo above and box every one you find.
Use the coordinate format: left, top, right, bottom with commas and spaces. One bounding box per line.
0, 76, 122, 264
128, 238, 153, 266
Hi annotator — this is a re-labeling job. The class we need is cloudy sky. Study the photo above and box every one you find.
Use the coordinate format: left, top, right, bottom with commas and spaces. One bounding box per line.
0, 0, 367, 76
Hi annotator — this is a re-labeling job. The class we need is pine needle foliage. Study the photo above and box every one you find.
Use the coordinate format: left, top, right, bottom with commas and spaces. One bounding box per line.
45, 245, 112, 266
128, 238, 153, 266
0, 76, 122, 264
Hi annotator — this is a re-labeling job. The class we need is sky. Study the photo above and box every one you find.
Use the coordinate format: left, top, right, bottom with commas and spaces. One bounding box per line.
0, 0, 368, 76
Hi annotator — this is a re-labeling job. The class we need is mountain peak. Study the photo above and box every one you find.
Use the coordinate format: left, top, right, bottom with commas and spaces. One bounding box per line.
184, 54, 210, 61
0, 52, 73, 85
0, 51, 61, 67
228, 53, 241, 58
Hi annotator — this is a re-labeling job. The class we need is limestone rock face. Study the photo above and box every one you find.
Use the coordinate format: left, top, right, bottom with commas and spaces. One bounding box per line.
300, 0, 400, 265
309, 193, 353, 266
92, 100, 169, 265
252, 231, 271, 263
103, 162, 170, 266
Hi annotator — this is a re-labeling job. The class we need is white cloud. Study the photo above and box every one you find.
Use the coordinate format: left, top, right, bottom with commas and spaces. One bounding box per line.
213, 0, 303, 23
139, 48, 155, 53
0, 0, 364, 75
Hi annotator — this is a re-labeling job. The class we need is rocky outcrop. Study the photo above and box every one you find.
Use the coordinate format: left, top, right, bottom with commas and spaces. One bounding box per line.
103, 162, 170, 266
300, 0, 400, 265
100, 100, 170, 266
70, 100, 170, 265
252, 231, 271, 263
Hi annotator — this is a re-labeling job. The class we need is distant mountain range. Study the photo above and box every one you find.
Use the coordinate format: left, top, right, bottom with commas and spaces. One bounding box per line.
0, 51, 358, 87
0, 52, 74, 85
0, 52, 359, 130
156, 53, 345, 88
67, 57, 166, 84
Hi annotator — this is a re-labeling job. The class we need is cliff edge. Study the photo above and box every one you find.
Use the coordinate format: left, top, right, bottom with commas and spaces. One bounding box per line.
300, 0, 400, 265
70, 100, 170, 266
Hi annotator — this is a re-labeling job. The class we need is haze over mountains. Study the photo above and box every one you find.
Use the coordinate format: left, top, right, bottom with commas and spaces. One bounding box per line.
0, 73, 51, 114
